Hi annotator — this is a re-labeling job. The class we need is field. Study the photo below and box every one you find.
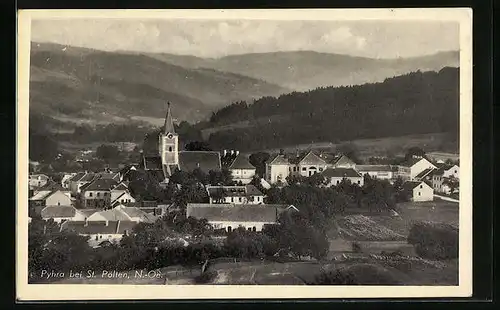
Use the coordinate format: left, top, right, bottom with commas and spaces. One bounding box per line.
253, 132, 457, 159
43, 200, 459, 286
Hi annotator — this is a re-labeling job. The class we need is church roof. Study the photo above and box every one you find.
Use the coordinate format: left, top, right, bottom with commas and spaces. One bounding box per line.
229, 154, 255, 170
164, 102, 175, 134
178, 151, 221, 173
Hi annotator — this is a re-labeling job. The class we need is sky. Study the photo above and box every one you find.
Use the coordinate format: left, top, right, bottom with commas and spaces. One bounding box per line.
31, 19, 459, 59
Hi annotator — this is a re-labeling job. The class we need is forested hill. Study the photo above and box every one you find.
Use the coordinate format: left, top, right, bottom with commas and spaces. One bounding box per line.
204, 67, 459, 152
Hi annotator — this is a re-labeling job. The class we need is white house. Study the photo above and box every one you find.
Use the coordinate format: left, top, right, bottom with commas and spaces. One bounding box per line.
266, 154, 291, 184
206, 184, 265, 205
294, 151, 329, 178
228, 154, 256, 185
186, 203, 297, 232
436, 163, 460, 179
60, 220, 138, 247
355, 165, 395, 181
29, 190, 72, 207
61, 173, 77, 189
80, 178, 119, 209
110, 191, 136, 207
403, 181, 434, 202
399, 156, 437, 180
29, 174, 49, 188
68, 172, 97, 195
322, 167, 364, 187
40, 206, 87, 223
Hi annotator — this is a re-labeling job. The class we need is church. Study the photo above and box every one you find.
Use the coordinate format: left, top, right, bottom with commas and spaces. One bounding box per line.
142, 103, 222, 183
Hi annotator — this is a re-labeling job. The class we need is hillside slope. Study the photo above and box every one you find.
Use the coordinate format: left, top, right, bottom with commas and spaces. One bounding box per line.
204, 67, 459, 152
29, 42, 290, 123
146, 50, 459, 91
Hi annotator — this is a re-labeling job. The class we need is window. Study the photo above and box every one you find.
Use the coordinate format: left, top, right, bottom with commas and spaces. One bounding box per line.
253, 227, 257, 232
227, 226, 232, 233
89, 192, 93, 197
168, 147, 172, 152
336, 180, 340, 185
418, 192, 421, 196
319, 168, 323, 172
231, 197, 234, 203
357, 181, 360, 185
104, 192, 108, 196
248, 227, 252, 231
454, 170, 457, 173
239, 197, 242, 202
293, 167, 297, 172
58, 202, 60, 206
302, 167, 307, 171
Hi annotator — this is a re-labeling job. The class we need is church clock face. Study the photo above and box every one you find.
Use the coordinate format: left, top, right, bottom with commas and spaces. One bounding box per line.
167, 134, 174, 139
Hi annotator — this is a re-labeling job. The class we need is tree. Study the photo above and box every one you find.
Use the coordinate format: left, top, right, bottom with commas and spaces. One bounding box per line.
96, 144, 121, 162
249, 152, 270, 177
337, 143, 361, 164
29, 133, 59, 163
405, 147, 426, 161
208, 168, 233, 186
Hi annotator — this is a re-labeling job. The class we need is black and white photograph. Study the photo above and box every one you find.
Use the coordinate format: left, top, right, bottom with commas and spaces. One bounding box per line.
17, 9, 472, 300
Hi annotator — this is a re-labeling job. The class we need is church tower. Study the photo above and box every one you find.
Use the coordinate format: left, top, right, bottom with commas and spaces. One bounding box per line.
159, 102, 179, 167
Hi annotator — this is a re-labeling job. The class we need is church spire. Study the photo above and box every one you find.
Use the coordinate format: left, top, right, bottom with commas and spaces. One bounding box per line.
164, 102, 175, 134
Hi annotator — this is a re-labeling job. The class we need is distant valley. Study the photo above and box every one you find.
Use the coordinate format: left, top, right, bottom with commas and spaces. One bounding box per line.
29, 42, 458, 129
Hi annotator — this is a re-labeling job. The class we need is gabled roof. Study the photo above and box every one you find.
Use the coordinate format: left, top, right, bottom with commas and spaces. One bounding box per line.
206, 184, 264, 198
112, 183, 129, 191
61, 220, 127, 235
41, 205, 76, 218
268, 154, 290, 165
330, 154, 356, 166
114, 205, 157, 223
80, 173, 97, 182
402, 181, 431, 191
187, 204, 281, 223
245, 184, 264, 196
37, 180, 66, 192
322, 167, 361, 178
229, 154, 255, 170
415, 168, 436, 179
111, 191, 135, 204
400, 157, 435, 168
81, 178, 119, 191
78, 209, 99, 218
178, 151, 221, 173
99, 172, 120, 181
87, 209, 132, 222
29, 190, 53, 201
297, 151, 327, 165
356, 165, 395, 172
68, 172, 86, 182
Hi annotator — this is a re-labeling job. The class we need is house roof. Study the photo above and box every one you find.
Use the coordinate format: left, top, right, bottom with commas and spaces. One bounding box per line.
402, 181, 431, 191
355, 165, 395, 172
112, 183, 129, 191
268, 154, 290, 165
111, 191, 134, 203
116, 220, 139, 234
61, 221, 126, 235
29, 174, 49, 180
178, 151, 221, 173
81, 178, 119, 191
297, 151, 327, 165
187, 204, 282, 223
41, 205, 76, 218
114, 206, 157, 223
98, 172, 120, 181
229, 154, 255, 170
245, 184, 264, 196
87, 209, 132, 222
38, 180, 66, 192
330, 154, 355, 166
206, 184, 264, 198
400, 157, 435, 168
69, 172, 86, 182
30, 190, 53, 201
415, 168, 436, 179
322, 167, 361, 178
78, 209, 99, 218
80, 173, 97, 182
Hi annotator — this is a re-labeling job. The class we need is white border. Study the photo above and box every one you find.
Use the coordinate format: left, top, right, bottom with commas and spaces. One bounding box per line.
16, 8, 473, 300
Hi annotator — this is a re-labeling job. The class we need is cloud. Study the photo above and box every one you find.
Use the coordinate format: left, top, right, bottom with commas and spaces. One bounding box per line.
30, 19, 458, 59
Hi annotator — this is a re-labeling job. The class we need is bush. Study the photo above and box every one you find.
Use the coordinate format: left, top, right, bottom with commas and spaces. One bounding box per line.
311, 264, 402, 285
407, 222, 458, 260
194, 270, 217, 284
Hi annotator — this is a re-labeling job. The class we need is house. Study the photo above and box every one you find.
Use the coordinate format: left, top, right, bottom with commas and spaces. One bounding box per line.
61, 173, 77, 189
430, 169, 459, 195
68, 172, 97, 195
398, 156, 437, 180
110, 191, 136, 208
35, 180, 71, 198
322, 167, 364, 187
87, 206, 157, 224
28, 174, 49, 189
292, 151, 329, 178
40, 206, 87, 223
60, 220, 138, 247
186, 203, 297, 232
402, 181, 434, 202
355, 165, 396, 181
265, 154, 291, 184
206, 184, 265, 205
142, 103, 221, 183
228, 154, 256, 185
80, 178, 119, 209
29, 190, 72, 208
435, 163, 460, 179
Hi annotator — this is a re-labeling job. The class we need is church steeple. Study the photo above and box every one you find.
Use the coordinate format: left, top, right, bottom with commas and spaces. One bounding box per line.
164, 102, 175, 134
